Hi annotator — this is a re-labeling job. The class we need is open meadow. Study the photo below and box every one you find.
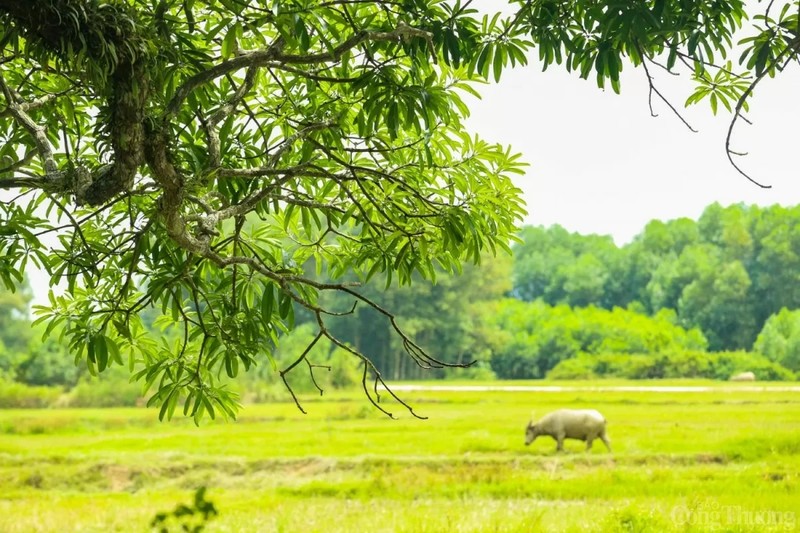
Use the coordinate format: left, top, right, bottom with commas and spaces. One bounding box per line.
1, 380, 799, 532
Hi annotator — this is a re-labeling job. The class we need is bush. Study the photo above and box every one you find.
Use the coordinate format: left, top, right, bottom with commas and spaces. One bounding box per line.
712, 351, 796, 381
546, 351, 796, 381
753, 308, 800, 372
441, 361, 498, 381
486, 299, 708, 379
544, 358, 597, 380
0, 378, 62, 408
66, 367, 144, 407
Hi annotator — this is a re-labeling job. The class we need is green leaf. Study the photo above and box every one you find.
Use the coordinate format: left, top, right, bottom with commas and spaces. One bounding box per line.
445, 30, 460, 67
113, 319, 132, 340
201, 394, 216, 420
278, 291, 292, 319
224, 351, 239, 377
261, 282, 275, 324
387, 101, 399, 139
221, 22, 239, 59
754, 42, 771, 76
476, 44, 492, 79
492, 44, 504, 83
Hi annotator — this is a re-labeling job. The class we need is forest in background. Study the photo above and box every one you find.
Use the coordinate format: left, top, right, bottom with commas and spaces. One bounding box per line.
311, 202, 800, 381
2, 202, 800, 407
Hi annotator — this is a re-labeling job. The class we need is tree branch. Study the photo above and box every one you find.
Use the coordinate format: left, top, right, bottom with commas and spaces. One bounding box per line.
164, 23, 435, 118
0, 72, 60, 178
279, 331, 324, 413
639, 51, 697, 132
203, 68, 258, 168
723, 40, 800, 188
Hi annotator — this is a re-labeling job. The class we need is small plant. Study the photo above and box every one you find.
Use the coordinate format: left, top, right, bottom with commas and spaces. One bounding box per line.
603, 505, 668, 533
151, 487, 218, 533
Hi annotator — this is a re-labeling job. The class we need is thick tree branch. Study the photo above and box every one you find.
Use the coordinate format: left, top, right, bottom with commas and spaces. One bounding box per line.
0, 0, 151, 206
203, 68, 258, 168
165, 23, 434, 118
0, 73, 60, 178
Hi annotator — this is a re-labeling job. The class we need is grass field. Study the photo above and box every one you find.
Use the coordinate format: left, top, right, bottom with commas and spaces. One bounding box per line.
1, 380, 799, 532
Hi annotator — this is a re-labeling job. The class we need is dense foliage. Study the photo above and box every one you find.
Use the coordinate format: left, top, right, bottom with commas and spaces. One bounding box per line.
513, 204, 800, 351
1, 0, 798, 418
481, 300, 708, 379
754, 308, 800, 372
547, 351, 795, 381
4, 202, 799, 410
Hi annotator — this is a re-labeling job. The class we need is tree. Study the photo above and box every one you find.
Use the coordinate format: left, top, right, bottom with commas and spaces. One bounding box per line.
0, 280, 33, 377
511, 225, 626, 308
753, 308, 800, 373
646, 244, 703, 313
0, 0, 530, 421
679, 259, 756, 350
0, 0, 796, 420
486, 299, 707, 379
749, 205, 800, 327
318, 251, 513, 380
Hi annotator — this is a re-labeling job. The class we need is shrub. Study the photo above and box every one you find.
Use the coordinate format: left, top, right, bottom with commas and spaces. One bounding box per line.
66, 367, 144, 407
753, 308, 800, 372
0, 378, 62, 408
441, 361, 498, 381
546, 351, 796, 381
711, 351, 795, 381
544, 358, 597, 380
486, 299, 708, 379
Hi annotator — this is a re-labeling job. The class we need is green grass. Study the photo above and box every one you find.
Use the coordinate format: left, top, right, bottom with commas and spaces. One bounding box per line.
1, 381, 799, 532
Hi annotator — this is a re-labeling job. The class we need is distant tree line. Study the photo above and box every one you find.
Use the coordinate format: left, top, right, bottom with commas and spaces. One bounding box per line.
304, 203, 800, 380
513, 203, 800, 351
2, 203, 800, 401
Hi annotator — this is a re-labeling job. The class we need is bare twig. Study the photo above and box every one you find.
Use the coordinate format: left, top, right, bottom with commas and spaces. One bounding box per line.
640, 53, 697, 132
305, 358, 331, 396
279, 331, 324, 413
723, 41, 800, 188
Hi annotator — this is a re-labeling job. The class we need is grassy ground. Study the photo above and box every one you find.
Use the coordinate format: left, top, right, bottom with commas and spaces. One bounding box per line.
1, 381, 799, 532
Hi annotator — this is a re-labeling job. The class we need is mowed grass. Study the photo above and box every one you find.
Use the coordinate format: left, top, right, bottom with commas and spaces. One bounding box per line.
1, 381, 799, 532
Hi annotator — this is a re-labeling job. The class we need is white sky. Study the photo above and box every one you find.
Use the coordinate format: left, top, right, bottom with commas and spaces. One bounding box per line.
466, 0, 800, 246
465, 56, 800, 245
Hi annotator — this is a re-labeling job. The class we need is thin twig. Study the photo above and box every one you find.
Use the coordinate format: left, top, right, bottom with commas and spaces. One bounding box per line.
723, 39, 799, 188
279, 331, 324, 413
640, 53, 697, 132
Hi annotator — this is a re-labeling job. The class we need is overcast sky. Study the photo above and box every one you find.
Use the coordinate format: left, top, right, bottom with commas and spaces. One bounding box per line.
464, 59, 800, 245
467, 0, 800, 245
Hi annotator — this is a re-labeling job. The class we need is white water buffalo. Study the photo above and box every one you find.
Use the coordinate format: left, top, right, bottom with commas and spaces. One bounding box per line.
525, 409, 611, 452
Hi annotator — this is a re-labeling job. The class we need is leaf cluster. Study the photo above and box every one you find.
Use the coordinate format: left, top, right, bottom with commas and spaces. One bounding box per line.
1, 0, 530, 421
